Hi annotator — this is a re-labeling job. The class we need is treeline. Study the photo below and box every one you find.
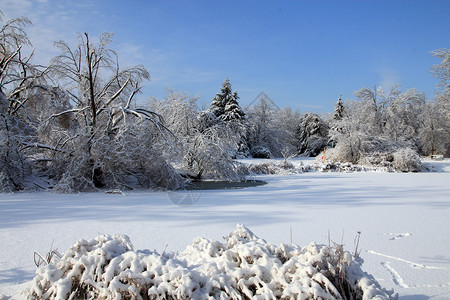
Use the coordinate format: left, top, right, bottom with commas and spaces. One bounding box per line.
1, 13, 449, 192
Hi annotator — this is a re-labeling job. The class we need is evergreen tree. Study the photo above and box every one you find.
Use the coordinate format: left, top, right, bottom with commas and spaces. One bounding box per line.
296, 113, 329, 156
208, 78, 248, 157
210, 78, 245, 121
333, 94, 345, 120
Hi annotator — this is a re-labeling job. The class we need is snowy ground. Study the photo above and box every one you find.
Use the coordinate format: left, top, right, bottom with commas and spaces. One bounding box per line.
0, 158, 449, 299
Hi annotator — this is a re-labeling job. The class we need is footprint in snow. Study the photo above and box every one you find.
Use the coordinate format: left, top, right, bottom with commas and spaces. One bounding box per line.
385, 232, 412, 240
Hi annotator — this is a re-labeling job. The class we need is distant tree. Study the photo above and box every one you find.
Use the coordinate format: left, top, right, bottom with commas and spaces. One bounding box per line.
210, 78, 245, 121
148, 89, 198, 139
247, 94, 280, 157
327, 86, 429, 166
424, 48, 450, 157
384, 88, 426, 142
150, 90, 245, 181
187, 113, 244, 180
418, 99, 448, 157
296, 113, 329, 157
274, 107, 303, 155
333, 95, 345, 121
430, 48, 450, 92
354, 85, 401, 135
328, 95, 346, 148
208, 78, 248, 157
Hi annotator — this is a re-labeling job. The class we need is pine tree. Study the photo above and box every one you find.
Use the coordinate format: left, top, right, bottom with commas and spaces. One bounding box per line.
296, 113, 329, 156
208, 78, 249, 157
210, 78, 245, 121
333, 94, 345, 120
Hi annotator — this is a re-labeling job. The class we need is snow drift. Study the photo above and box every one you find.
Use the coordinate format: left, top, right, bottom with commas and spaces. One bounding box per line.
28, 225, 396, 299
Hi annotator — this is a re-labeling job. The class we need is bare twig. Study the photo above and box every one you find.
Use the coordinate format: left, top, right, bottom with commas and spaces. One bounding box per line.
354, 231, 362, 258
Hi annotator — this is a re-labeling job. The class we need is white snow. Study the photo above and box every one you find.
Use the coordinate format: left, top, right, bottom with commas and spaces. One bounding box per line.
25, 225, 395, 299
0, 158, 449, 299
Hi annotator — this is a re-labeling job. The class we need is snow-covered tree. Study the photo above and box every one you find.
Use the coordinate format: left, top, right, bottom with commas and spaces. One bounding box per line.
329, 95, 346, 148
150, 90, 245, 182
0, 11, 47, 191
210, 78, 245, 121
430, 48, 450, 92
296, 113, 329, 157
333, 94, 345, 121
206, 78, 248, 157
419, 95, 449, 157
274, 107, 303, 155
326, 86, 428, 168
247, 94, 280, 157
246, 95, 303, 158
185, 115, 244, 181
384, 88, 426, 143
422, 48, 450, 157
354, 85, 401, 136
43, 33, 182, 191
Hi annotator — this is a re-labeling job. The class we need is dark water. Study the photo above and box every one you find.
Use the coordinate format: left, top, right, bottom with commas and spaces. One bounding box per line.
185, 180, 267, 190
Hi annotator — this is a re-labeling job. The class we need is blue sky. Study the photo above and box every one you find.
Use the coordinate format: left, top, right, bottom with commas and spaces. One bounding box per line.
1, 0, 449, 112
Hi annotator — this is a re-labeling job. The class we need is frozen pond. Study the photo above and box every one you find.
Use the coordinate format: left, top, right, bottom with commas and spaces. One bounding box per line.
0, 159, 449, 299
186, 179, 267, 190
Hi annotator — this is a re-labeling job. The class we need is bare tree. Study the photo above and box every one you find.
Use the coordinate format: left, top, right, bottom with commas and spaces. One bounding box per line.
354, 85, 401, 135
327, 86, 427, 165
425, 48, 450, 157
431, 48, 450, 92
384, 89, 426, 142
0, 11, 48, 191
46, 33, 181, 191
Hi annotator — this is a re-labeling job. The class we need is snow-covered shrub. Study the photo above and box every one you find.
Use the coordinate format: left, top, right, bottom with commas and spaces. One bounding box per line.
392, 148, 424, 172
247, 161, 315, 175
317, 162, 364, 173
50, 126, 184, 192
322, 141, 360, 164
28, 225, 397, 300
250, 146, 272, 158
361, 152, 394, 168
323, 133, 425, 172
247, 162, 278, 174
184, 124, 244, 181
279, 159, 295, 170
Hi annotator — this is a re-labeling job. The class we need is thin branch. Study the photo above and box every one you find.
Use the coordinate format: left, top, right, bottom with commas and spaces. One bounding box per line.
46, 107, 89, 122
21, 142, 71, 154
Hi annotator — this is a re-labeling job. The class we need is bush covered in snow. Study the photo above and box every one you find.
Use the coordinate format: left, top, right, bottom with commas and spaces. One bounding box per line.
392, 148, 424, 172
28, 225, 397, 300
322, 144, 424, 173
247, 161, 314, 175
247, 162, 279, 175
250, 146, 273, 159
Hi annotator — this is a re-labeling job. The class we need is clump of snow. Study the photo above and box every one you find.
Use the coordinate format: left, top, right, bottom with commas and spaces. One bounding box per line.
28, 225, 397, 299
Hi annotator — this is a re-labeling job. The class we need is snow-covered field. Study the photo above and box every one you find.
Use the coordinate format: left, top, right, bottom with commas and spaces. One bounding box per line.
0, 158, 449, 299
